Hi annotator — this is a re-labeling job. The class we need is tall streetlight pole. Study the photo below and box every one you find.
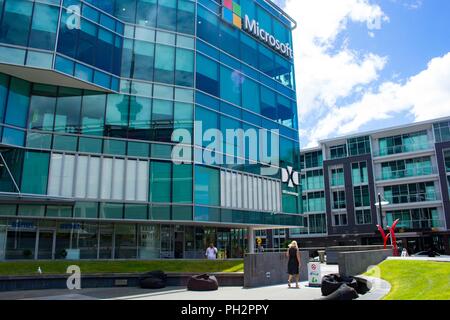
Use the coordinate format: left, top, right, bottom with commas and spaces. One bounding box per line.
375, 193, 389, 229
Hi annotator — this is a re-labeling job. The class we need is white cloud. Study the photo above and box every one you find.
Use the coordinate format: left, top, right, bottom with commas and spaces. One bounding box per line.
284, 0, 388, 122
283, 0, 450, 148
306, 52, 450, 147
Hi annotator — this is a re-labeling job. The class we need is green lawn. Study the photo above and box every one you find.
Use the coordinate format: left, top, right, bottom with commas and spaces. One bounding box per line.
365, 260, 450, 300
0, 260, 244, 276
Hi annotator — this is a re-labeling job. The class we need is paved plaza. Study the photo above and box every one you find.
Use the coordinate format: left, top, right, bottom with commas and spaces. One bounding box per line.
0, 265, 338, 301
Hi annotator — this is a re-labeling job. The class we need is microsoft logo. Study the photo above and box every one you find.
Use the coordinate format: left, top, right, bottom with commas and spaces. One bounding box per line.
222, 0, 242, 29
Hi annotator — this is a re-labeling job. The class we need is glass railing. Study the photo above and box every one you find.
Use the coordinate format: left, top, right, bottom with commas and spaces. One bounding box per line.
331, 176, 345, 187
378, 166, 436, 180
384, 192, 438, 204
376, 142, 432, 157
386, 219, 444, 230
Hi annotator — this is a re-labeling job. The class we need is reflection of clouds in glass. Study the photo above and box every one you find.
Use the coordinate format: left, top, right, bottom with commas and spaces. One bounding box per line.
231, 70, 244, 92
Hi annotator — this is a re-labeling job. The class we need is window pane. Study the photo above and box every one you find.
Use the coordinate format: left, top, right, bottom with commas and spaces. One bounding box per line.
29, 3, 59, 50
21, 151, 50, 195
195, 165, 220, 206
150, 161, 171, 203
220, 66, 241, 106
175, 48, 194, 87
154, 44, 175, 84
5, 77, 30, 128
105, 94, 129, 138
196, 54, 219, 96
0, 0, 33, 46
173, 164, 192, 203
28, 84, 57, 131
81, 91, 106, 136
55, 88, 82, 133
129, 96, 151, 140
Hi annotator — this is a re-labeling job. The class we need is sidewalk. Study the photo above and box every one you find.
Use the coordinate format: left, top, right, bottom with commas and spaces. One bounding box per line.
0, 264, 339, 300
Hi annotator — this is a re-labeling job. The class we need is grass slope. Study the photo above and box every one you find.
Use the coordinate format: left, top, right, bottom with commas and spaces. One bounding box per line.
365, 260, 450, 300
0, 260, 244, 276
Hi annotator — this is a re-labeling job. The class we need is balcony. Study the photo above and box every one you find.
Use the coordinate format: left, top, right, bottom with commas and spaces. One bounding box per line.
385, 192, 438, 205
387, 219, 445, 230
377, 166, 437, 181
374, 143, 433, 158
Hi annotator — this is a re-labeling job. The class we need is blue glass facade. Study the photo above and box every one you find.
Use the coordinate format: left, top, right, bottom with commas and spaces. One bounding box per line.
0, 0, 301, 260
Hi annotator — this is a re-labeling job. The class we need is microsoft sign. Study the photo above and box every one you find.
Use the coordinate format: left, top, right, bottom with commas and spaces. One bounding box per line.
222, 0, 294, 60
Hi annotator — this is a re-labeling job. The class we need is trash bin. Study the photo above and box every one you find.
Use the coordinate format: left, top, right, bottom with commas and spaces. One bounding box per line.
318, 250, 325, 263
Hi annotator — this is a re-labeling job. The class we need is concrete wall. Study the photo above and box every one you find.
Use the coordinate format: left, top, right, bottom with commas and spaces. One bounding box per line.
244, 251, 309, 288
0, 273, 244, 292
326, 245, 388, 264
338, 249, 392, 277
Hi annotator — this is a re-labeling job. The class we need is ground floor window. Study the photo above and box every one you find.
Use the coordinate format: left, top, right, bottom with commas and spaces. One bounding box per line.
0, 219, 247, 260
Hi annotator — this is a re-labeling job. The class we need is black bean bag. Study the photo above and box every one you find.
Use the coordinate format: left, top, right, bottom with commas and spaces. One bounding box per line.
319, 284, 359, 301
140, 270, 167, 289
321, 274, 358, 296
187, 274, 219, 291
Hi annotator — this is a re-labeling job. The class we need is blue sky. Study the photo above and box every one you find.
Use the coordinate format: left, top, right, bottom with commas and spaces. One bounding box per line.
277, 0, 450, 147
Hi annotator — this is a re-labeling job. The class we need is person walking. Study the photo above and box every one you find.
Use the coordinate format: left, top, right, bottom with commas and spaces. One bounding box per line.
205, 243, 218, 260
286, 240, 301, 288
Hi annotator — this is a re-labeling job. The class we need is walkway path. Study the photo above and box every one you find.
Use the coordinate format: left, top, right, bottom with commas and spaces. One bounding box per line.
0, 264, 339, 300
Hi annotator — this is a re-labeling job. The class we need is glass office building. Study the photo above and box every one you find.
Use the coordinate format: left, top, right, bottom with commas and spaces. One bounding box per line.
0, 0, 301, 260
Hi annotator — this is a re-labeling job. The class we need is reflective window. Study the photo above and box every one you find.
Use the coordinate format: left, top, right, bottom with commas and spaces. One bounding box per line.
154, 44, 175, 84
28, 84, 57, 131
81, 91, 106, 136
434, 121, 450, 143
195, 165, 220, 206
5, 77, 30, 128
132, 40, 155, 81
21, 151, 50, 195
353, 185, 370, 208
330, 167, 344, 187
172, 164, 192, 203
0, 0, 33, 46
302, 192, 325, 213
128, 96, 152, 140
445, 150, 450, 172
29, 3, 59, 50
157, 0, 177, 32
105, 94, 129, 138
352, 161, 368, 185
332, 190, 346, 210
115, 224, 137, 259
54, 88, 82, 133
348, 136, 371, 156
0, 73, 8, 122
356, 209, 372, 225
220, 65, 241, 106
150, 161, 171, 203
196, 54, 219, 96
175, 48, 194, 87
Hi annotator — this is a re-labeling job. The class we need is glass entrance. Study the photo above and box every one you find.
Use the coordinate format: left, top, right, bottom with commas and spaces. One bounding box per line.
37, 231, 54, 259
6, 231, 36, 260
174, 231, 184, 259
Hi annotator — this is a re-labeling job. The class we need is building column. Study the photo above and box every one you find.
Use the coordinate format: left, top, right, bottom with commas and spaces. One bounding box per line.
248, 227, 255, 254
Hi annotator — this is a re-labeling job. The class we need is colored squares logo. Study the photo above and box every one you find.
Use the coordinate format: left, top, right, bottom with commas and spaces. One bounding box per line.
222, 0, 242, 29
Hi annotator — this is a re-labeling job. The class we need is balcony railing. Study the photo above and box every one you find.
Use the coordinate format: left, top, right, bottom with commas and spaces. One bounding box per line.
375, 143, 432, 157
384, 192, 438, 204
377, 166, 436, 181
386, 219, 444, 230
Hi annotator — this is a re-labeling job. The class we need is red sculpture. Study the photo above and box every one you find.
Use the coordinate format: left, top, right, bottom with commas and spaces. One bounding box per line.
377, 219, 400, 256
